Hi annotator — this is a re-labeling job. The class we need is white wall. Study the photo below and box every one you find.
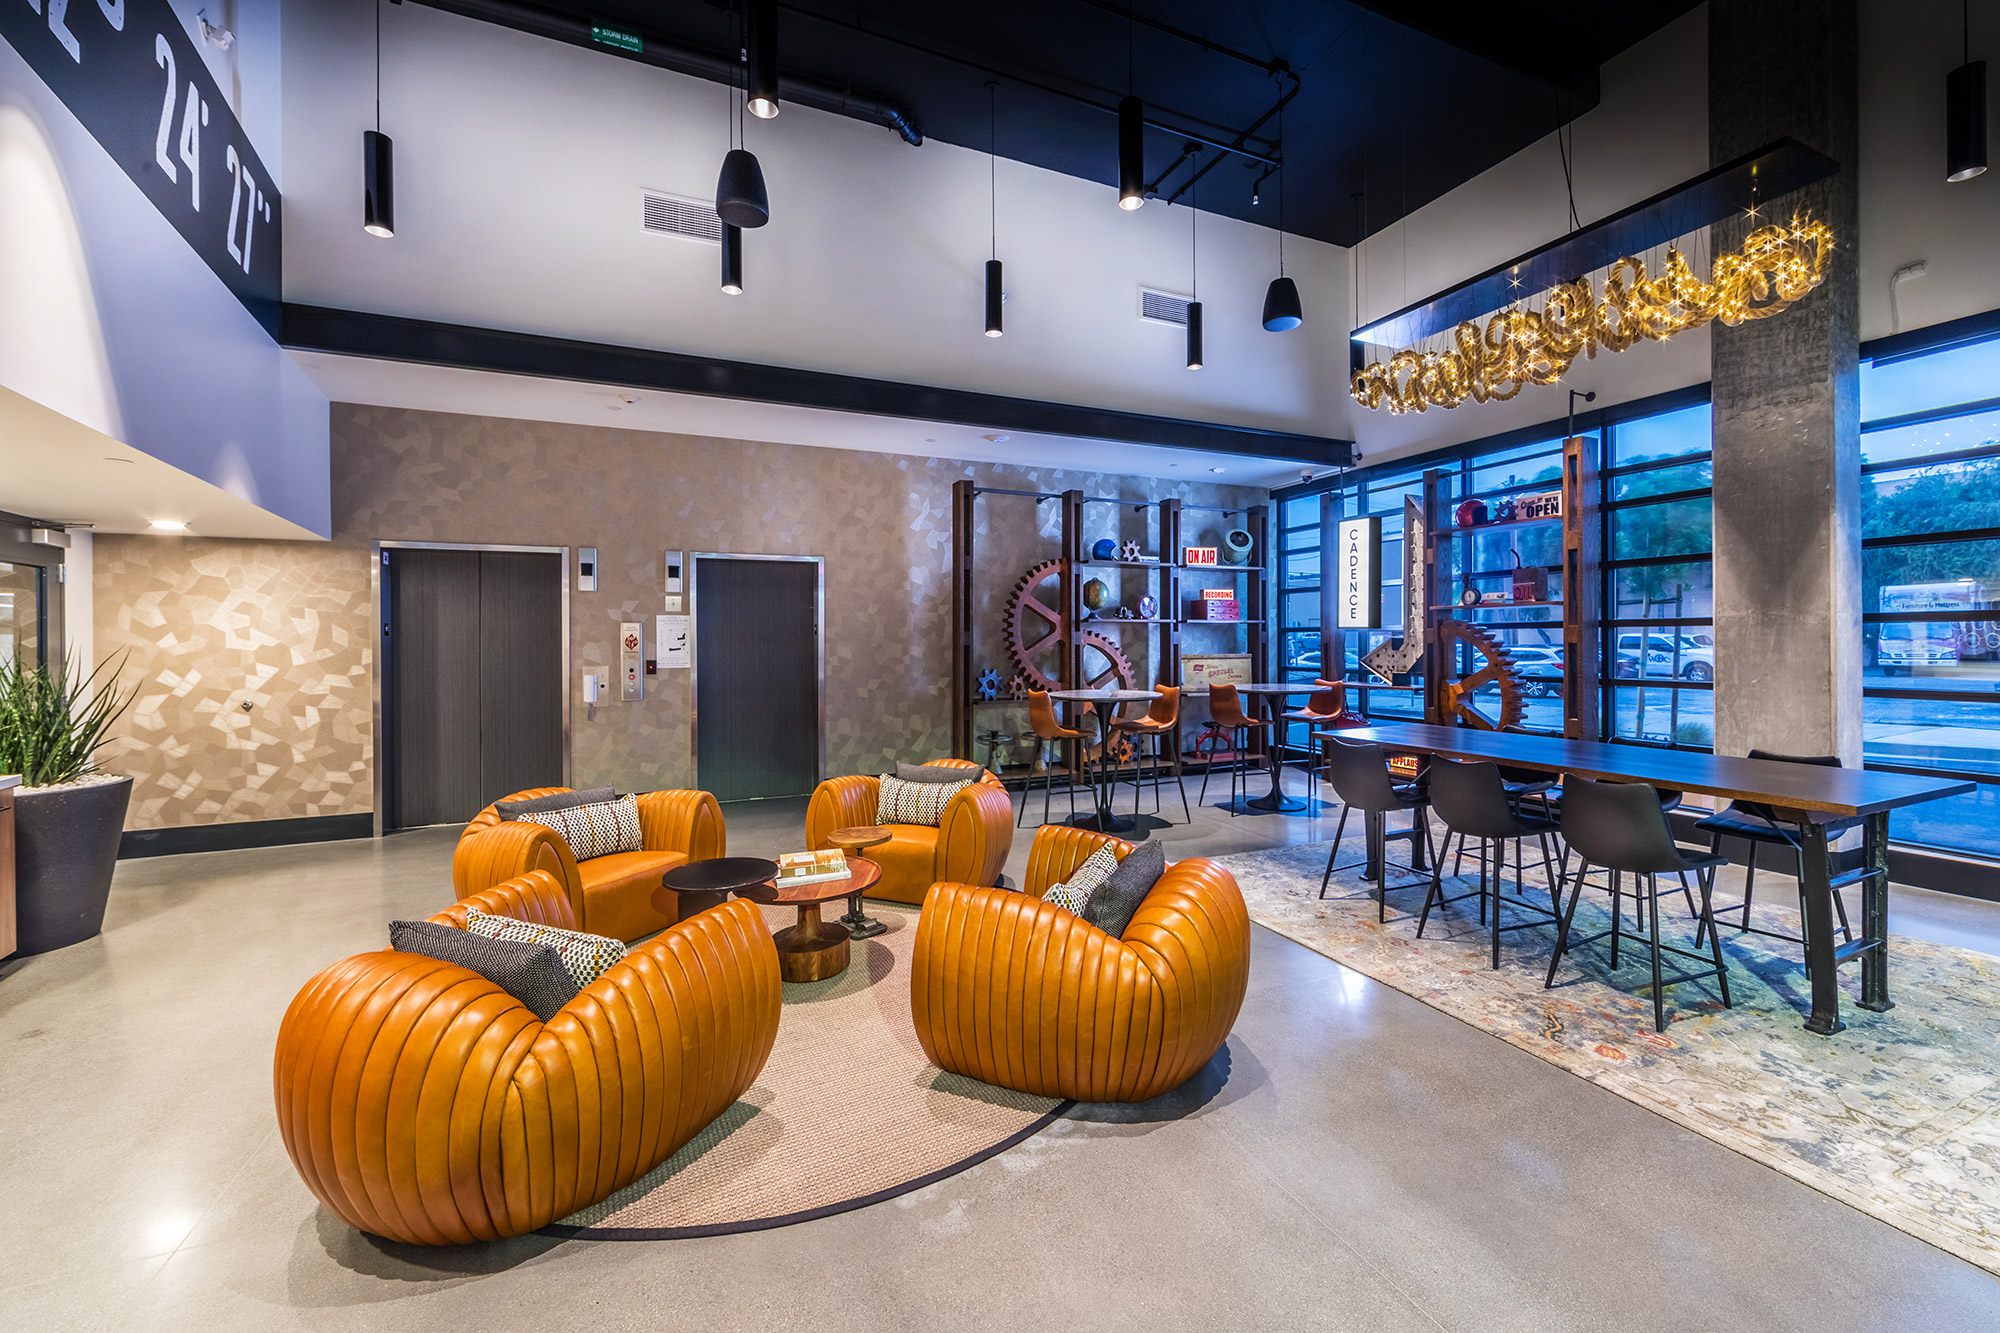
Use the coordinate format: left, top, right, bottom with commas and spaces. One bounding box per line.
1857, 0, 2000, 341
278, 0, 1353, 441
1338, 6, 1712, 463
168, 0, 284, 187
0, 36, 330, 536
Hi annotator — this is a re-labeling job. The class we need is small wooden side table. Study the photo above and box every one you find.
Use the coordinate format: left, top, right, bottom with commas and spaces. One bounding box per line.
826, 825, 891, 938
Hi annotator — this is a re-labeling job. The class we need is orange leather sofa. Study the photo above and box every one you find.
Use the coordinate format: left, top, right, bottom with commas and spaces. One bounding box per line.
452, 787, 725, 941
804, 758, 1013, 905
273, 870, 780, 1246
912, 825, 1250, 1103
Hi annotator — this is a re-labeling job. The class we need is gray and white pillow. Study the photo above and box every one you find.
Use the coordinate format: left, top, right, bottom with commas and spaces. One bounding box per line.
1081, 841, 1166, 938
462, 907, 628, 990
495, 786, 615, 820
1041, 844, 1123, 917
518, 794, 643, 861
390, 919, 579, 1021
878, 773, 973, 826
896, 762, 978, 784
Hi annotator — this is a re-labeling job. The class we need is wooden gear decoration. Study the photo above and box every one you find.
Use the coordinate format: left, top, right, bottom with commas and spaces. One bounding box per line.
1434, 618, 1528, 730
1005, 558, 1139, 693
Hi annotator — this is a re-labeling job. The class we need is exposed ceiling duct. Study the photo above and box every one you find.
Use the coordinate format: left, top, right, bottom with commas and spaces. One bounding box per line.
406, 0, 925, 145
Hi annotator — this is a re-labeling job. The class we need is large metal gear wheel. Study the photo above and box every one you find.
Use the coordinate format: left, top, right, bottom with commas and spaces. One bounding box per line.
1005, 558, 1139, 694
1435, 618, 1528, 730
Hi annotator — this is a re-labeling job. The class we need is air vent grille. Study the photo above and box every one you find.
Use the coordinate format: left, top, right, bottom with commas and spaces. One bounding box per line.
642, 190, 724, 244
1139, 287, 1193, 326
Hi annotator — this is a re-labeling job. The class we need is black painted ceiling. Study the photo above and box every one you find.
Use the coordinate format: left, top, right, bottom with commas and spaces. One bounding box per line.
520, 0, 1702, 247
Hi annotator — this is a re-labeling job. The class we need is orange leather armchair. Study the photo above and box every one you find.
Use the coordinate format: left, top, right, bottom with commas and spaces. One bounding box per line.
912, 825, 1251, 1103
804, 757, 1014, 905
452, 787, 726, 941
273, 870, 780, 1246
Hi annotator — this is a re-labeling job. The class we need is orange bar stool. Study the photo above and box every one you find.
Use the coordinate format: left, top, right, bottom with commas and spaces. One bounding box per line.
1196, 683, 1272, 816
1109, 684, 1191, 824
1020, 689, 1089, 827
1282, 679, 1366, 810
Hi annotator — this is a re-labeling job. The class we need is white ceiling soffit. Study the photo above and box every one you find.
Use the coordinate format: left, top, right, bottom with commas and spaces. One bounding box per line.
287, 352, 1321, 489
0, 384, 321, 540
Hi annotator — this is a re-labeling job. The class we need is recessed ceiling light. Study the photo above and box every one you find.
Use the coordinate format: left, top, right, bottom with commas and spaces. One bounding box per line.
149, 519, 188, 531
985, 433, 1011, 444
1210, 467, 1225, 473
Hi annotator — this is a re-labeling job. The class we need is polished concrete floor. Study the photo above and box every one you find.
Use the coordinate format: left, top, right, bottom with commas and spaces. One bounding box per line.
4, 776, 2000, 1331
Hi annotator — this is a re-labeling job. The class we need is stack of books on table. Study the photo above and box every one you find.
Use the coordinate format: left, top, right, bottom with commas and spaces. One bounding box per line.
774, 848, 851, 886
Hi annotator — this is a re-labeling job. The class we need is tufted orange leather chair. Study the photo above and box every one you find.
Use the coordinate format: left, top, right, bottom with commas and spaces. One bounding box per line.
911, 825, 1251, 1103
804, 757, 1014, 905
273, 870, 780, 1246
452, 787, 726, 942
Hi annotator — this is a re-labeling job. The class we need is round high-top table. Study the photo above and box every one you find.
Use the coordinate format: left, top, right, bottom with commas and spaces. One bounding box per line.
656, 856, 780, 924
1047, 687, 1162, 833
825, 825, 892, 939
1210, 683, 1321, 813
740, 858, 882, 983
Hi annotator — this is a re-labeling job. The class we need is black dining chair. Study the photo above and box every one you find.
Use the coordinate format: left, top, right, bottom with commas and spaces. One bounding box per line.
1421, 759, 1565, 968
1320, 738, 1435, 922
1692, 749, 1861, 954
1545, 777, 1732, 1032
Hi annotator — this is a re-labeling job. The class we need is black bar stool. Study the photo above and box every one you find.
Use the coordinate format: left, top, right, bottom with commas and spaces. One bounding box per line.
1545, 777, 1733, 1032
1420, 759, 1565, 968
1693, 749, 1861, 954
1320, 738, 1435, 921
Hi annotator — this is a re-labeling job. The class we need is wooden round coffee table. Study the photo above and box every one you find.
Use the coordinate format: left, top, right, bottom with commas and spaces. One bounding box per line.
655, 856, 780, 925
825, 825, 892, 939
743, 858, 881, 983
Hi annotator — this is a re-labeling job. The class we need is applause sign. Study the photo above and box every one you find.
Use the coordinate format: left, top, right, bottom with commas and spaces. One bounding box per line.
3, 0, 281, 334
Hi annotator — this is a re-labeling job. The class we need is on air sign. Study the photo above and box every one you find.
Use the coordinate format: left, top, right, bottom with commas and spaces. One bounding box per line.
1337, 516, 1381, 629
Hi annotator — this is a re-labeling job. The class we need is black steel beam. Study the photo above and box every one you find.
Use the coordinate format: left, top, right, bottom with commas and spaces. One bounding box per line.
280, 304, 1354, 467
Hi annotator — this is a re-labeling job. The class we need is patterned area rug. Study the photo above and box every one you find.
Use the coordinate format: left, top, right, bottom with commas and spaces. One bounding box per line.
1218, 840, 2000, 1276
542, 902, 1066, 1239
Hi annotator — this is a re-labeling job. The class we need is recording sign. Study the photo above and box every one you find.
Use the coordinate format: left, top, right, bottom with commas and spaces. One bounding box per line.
2, 0, 281, 334
1337, 516, 1382, 629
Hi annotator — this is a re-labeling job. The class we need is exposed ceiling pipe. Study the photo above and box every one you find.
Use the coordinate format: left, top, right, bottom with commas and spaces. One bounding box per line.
406, 0, 925, 145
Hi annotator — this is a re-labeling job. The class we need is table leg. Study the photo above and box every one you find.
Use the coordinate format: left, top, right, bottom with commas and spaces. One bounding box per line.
1070, 704, 1136, 833
773, 901, 852, 983
1246, 701, 1305, 813
1364, 808, 1384, 883
1857, 811, 1895, 1013
1798, 820, 1844, 1036
838, 890, 886, 939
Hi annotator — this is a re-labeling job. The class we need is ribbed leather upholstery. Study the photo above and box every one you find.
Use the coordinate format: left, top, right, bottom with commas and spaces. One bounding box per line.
805, 759, 1014, 904
451, 788, 726, 941
273, 873, 779, 1246
911, 825, 1250, 1103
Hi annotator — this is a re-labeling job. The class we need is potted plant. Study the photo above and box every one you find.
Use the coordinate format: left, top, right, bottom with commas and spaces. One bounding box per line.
0, 654, 137, 955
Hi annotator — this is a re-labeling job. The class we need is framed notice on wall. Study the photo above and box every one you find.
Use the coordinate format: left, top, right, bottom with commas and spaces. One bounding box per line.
1181, 654, 1252, 691
1337, 516, 1382, 628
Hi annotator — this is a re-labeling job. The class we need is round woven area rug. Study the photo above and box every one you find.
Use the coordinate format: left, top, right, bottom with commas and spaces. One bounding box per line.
540, 901, 1069, 1240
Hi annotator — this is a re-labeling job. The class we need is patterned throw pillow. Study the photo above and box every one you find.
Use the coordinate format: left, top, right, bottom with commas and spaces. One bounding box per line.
1041, 844, 1122, 917
463, 907, 627, 990
877, 773, 973, 826
896, 762, 978, 784
390, 919, 579, 1021
496, 786, 615, 820
520, 795, 642, 861
1080, 841, 1166, 938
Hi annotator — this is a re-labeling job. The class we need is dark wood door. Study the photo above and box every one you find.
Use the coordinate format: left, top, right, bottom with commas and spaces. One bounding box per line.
385, 548, 563, 829
696, 557, 818, 802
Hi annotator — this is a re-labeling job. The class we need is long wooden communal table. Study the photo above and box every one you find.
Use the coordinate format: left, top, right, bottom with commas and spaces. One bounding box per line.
1339, 723, 1975, 1036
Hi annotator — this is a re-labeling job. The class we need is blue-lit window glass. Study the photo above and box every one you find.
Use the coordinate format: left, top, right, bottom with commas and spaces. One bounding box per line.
1610, 403, 1711, 466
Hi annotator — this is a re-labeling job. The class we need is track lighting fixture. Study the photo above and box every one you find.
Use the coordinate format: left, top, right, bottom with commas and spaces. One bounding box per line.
721, 223, 743, 294
746, 0, 780, 120
985, 83, 1003, 337
1118, 96, 1145, 209
1261, 91, 1302, 332
1947, 1, 1987, 181
362, 0, 393, 237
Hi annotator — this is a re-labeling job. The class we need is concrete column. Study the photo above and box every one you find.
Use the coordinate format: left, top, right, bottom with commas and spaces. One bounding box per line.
1709, 0, 1863, 763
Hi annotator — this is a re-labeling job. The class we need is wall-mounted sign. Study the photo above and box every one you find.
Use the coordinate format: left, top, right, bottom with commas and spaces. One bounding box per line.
1, 0, 281, 334
656, 613, 690, 669
1184, 546, 1218, 566
1337, 516, 1382, 629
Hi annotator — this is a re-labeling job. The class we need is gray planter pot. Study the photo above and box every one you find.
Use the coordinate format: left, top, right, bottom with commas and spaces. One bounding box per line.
13, 775, 132, 956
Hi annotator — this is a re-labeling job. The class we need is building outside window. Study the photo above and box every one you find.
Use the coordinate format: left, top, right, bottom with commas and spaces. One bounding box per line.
1858, 332, 2000, 859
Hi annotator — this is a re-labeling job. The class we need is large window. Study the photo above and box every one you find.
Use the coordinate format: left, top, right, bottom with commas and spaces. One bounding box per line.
1858, 331, 2000, 859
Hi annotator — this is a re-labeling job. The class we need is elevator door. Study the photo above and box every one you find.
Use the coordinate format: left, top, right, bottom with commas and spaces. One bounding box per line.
384, 548, 563, 829
695, 557, 819, 802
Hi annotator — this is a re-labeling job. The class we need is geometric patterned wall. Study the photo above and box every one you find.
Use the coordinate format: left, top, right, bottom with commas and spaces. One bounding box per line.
95, 403, 1265, 829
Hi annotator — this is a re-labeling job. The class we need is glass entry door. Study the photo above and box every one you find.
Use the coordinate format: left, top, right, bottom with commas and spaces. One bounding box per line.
0, 561, 42, 664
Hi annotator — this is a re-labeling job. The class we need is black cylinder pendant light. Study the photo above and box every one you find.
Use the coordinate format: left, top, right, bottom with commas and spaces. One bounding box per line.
1186, 155, 1202, 369
1118, 96, 1146, 210
985, 260, 1005, 337
721, 223, 744, 295
984, 82, 1003, 337
746, 0, 780, 120
1262, 89, 1302, 332
1948, 2, 1987, 182
1185, 299, 1204, 370
363, 0, 393, 238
